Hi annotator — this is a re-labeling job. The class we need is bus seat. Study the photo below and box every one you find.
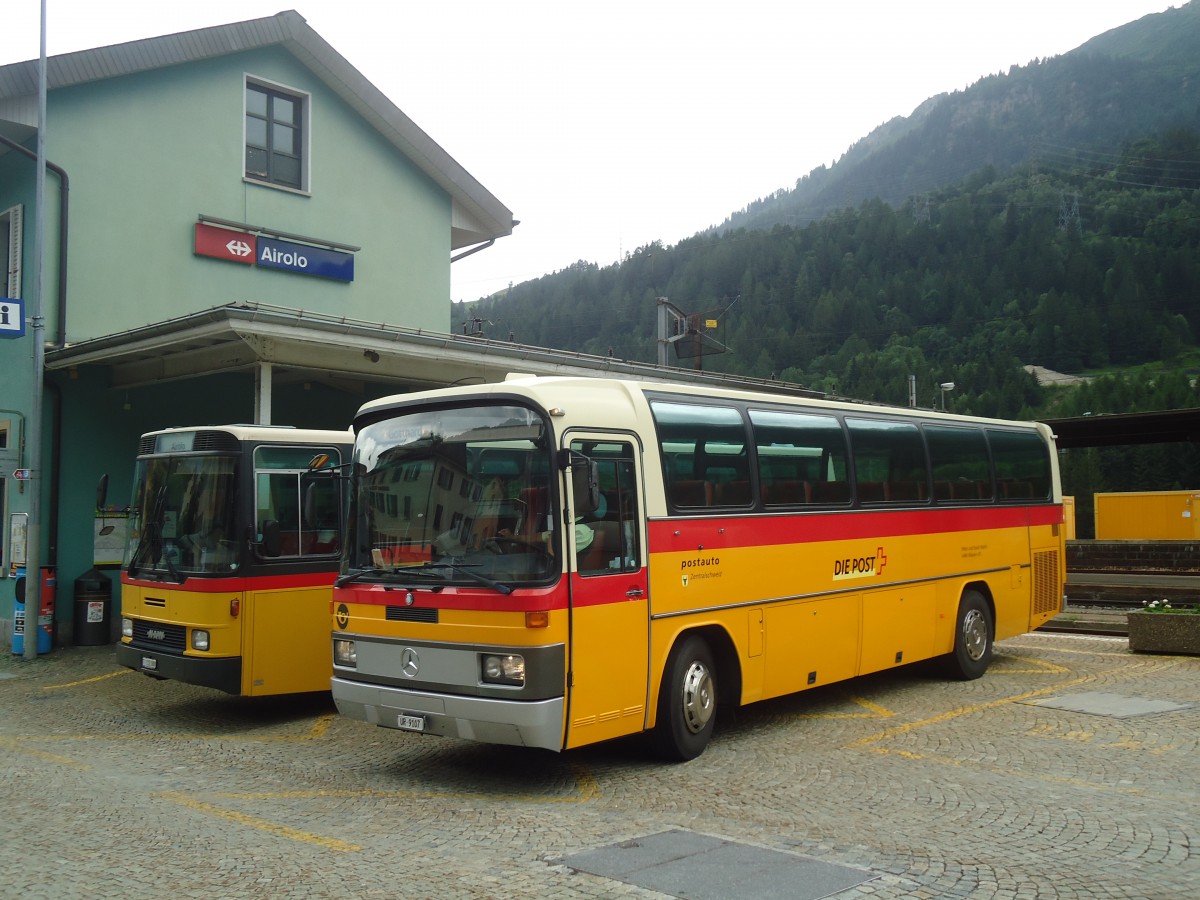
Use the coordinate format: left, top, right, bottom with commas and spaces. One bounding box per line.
949, 479, 981, 500
714, 480, 752, 506
762, 480, 811, 505
886, 481, 923, 502
811, 481, 850, 504
579, 521, 616, 572
670, 479, 713, 508
1002, 480, 1034, 499
518, 486, 548, 538
309, 530, 340, 554
857, 480, 887, 502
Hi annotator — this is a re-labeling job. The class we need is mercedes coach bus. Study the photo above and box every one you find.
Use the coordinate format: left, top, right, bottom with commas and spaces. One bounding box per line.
117, 425, 349, 696
330, 376, 1064, 759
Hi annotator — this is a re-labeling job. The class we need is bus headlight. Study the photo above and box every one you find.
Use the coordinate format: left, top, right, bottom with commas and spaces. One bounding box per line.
121, 618, 133, 638
334, 639, 357, 667
192, 629, 210, 651
481, 653, 525, 687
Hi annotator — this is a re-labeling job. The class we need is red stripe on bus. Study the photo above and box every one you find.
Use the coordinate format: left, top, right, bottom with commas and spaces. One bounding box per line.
338, 583, 565, 613
336, 504, 1062, 614
649, 503, 1062, 548
122, 572, 336, 592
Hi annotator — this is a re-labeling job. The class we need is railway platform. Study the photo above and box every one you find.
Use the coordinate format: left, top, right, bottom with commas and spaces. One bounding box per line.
0, 632, 1196, 899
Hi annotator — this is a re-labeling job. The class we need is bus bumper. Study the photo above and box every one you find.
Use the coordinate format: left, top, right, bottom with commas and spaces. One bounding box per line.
116, 642, 242, 695
331, 676, 565, 751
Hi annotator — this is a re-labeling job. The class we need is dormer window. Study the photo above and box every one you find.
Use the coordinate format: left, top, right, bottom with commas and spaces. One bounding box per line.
245, 80, 307, 190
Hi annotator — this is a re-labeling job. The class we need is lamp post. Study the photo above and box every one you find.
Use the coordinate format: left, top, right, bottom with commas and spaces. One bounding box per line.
939, 382, 955, 411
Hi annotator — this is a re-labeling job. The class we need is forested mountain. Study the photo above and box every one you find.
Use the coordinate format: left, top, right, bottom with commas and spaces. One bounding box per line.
719, 1, 1200, 233
473, 131, 1200, 417
464, 2, 1200, 516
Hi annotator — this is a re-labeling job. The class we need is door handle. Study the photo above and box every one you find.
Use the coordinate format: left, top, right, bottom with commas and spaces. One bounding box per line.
626, 587, 645, 599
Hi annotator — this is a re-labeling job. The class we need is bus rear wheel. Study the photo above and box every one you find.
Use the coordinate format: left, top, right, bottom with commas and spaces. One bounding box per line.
945, 589, 993, 680
652, 634, 716, 762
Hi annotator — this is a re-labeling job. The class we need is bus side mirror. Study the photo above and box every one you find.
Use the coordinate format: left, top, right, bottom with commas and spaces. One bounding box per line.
259, 519, 282, 558
559, 454, 600, 517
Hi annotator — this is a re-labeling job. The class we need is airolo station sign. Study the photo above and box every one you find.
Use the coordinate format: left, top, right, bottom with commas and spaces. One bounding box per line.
194, 222, 354, 282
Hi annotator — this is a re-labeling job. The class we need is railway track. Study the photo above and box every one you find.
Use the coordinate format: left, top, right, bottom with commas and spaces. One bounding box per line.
1038, 599, 1138, 637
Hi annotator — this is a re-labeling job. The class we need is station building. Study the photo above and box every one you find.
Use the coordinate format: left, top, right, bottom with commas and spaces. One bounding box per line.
1, 11, 809, 648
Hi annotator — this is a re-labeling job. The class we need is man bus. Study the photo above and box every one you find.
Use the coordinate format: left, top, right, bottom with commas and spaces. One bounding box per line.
330, 376, 1064, 759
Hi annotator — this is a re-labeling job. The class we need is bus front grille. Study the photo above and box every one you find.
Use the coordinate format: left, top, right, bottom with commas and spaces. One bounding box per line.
386, 606, 439, 623
132, 620, 187, 651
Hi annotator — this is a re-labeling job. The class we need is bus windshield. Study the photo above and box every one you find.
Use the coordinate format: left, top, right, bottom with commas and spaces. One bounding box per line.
125, 455, 240, 577
348, 404, 557, 587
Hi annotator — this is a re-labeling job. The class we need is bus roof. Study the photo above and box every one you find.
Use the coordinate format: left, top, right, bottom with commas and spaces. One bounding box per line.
355, 374, 1052, 437
139, 424, 353, 445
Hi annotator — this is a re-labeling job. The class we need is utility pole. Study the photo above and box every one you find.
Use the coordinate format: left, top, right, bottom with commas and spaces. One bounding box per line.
24, 0, 48, 659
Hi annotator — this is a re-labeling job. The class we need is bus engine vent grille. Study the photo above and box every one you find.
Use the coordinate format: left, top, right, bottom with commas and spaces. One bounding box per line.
386, 606, 439, 623
131, 620, 187, 651
1032, 550, 1062, 615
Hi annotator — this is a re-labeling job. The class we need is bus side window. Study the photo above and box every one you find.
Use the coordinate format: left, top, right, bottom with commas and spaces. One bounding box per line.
988, 429, 1051, 501
926, 424, 990, 503
846, 418, 928, 505
749, 407, 848, 507
571, 443, 640, 574
651, 400, 746, 513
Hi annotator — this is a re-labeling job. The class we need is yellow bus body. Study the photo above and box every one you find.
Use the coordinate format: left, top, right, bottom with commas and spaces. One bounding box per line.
121, 574, 336, 696
331, 376, 1065, 758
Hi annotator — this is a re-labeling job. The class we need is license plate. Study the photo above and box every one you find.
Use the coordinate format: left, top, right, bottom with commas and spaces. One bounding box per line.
397, 713, 425, 732
141, 657, 158, 671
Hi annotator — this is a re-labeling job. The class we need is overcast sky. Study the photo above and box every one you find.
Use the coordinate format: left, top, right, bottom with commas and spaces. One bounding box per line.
0, 1, 1179, 305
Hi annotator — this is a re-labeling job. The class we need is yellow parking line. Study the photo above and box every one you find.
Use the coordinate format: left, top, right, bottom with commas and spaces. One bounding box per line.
794, 693, 895, 720
996, 656, 1070, 674
845, 672, 1098, 750
158, 791, 361, 852
43, 669, 131, 691
306, 714, 337, 739
0, 735, 93, 770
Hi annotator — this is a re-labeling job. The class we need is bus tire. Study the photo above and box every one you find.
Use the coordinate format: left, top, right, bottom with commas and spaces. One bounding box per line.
651, 634, 717, 762
945, 589, 993, 680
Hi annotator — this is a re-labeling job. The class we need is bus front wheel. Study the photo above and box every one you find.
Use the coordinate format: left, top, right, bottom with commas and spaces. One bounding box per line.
946, 589, 993, 680
652, 634, 716, 762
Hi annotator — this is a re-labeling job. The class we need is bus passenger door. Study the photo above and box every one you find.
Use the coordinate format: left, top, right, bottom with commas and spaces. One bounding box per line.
563, 436, 649, 749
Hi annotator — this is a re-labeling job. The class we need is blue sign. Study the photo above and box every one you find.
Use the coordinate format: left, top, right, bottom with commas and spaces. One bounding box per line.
256, 237, 354, 283
0, 297, 25, 337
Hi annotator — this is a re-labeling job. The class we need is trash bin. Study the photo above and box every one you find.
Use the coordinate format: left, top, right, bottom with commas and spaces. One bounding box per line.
73, 568, 112, 646
12, 567, 55, 655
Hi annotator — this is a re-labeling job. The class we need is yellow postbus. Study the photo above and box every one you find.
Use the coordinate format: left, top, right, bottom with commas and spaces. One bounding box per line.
330, 376, 1064, 759
116, 425, 349, 696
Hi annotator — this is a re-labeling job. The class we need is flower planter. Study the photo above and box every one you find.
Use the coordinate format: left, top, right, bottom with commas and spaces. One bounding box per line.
1127, 611, 1200, 655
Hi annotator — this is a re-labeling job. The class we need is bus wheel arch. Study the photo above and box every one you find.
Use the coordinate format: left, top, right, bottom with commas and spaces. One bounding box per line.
945, 584, 994, 681
651, 626, 738, 762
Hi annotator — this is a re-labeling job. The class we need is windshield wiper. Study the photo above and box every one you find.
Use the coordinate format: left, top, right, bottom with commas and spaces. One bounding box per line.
337, 563, 512, 595
411, 561, 513, 595
334, 567, 446, 590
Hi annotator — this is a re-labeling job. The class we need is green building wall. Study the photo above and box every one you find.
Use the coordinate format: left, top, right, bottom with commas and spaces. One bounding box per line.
42, 48, 451, 343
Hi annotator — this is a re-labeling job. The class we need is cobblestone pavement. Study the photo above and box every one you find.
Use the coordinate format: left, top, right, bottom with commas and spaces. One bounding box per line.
0, 633, 1196, 899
